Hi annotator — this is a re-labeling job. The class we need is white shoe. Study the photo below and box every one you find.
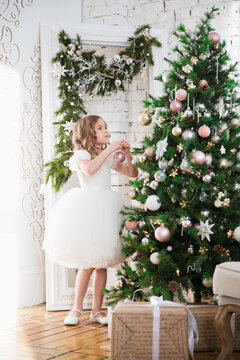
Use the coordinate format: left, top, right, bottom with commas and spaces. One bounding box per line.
64, 308, 82, 325
90, 311, 108, 325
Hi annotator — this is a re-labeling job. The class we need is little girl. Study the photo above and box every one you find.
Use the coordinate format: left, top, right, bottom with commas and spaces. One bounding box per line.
43, 115, 138, 325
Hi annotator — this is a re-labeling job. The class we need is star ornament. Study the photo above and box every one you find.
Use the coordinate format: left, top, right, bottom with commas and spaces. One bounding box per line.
52, 62, 68, 79
197, 220, 215, 242
62, 120, 75, 135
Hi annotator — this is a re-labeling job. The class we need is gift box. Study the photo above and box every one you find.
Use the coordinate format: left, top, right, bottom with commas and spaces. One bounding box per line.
111, 301, 191, 360
189, 304, 240, 351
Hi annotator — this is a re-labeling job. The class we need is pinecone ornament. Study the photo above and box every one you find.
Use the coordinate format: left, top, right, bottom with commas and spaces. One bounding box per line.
168, 280, 179, 293
198, 79, 210, 93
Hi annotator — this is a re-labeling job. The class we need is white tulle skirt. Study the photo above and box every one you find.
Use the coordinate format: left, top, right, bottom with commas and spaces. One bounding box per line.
42, 187, 126, 269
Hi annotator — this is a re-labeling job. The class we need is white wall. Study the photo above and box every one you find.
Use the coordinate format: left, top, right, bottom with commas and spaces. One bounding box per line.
1, 0, 239, 307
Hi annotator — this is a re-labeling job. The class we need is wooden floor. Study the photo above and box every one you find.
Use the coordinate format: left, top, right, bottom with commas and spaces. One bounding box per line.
0, 304, 239, 360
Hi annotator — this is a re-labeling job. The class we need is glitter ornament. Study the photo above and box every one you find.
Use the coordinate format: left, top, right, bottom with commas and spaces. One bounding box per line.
211, 134, 221, 144
202, 275, 213, 288
233, 226, 240, 242
150, 180, 158, 190
114, 150, 125, 163
115, 279, 124, 289
176, 89, 187, 101
150, 252, 160, 264
138, 110, 152, 126
170, 100, 183, 113
198, 125, 210, 138
142, 237, 149, 245
158, 159, 168, 170
198, 80, 210, 93
182, 129, 196, 141
203, 175, 212, 183
145, 195, 161, 211
128, 190, 138, 200
145, 146, 155, 158
231, 118, 240, 127
125, 219, 138, 230
172, 125, 182, 136
208, 32, 221, 44
154, 225, 170, 242
191, 150, 206, 165
154, 170, 166, 182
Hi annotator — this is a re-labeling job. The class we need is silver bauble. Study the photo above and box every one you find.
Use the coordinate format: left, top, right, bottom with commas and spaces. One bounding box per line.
150, 252, 160, 264
218, 122, 228, 132
158, 159, 168, 170
230, 118, 240, 127
234, 183, 240, 191
182, 219, 192, 228
142, 237, 149, 245
128, 190, 138, 199
138, 220, 146, 228
236, 151, 240, 162
211, 135, 221, 144
150, 180, 158, 190
203, 174, 212, 182
236, 163, 240, 169
182, 129, 196, 141
162, 72, 170, 83
233, 226, 240, 242
166, 246, 173, 252
115, 279, 124, 289
201, 210, 210, 217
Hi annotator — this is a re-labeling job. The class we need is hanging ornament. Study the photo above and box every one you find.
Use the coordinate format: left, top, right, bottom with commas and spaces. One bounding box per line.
198, 125, 210, 138
211, 134, 221, 144
150, 180, 158, 190
156, 136, 168, 159
200, 191, 207, 201
191, 150, 206, 165
181, 218, 192, 228
142, 237, 149, 245
154, 170, 166, 182
125, 219, 138, 230
114, 150, 125, 163
197, 220, 214, 242
214, 199, 222, 208
138, 110, 152, 126
234, 183, 240, 191
154, 225, 170, 242
170, 99, 183, 113
182, 64, 193, 73
128, 190, 138, 200
218, 122, 228, 133
236, 152, 240, 161
144, 146, 155, 158
115, 279, 124, 289
233, 226, 240, 242
158, 158, 168, 170
202, 275, 213, 288
188, 245, 194, 254
172, 125, 182, 136
198, 80, 210, 93
145, 195, 161, 211
230, 118, 240, 127
182, 129, 196, 141
150, 252, 160, 264
138, 220, 146, 228
202, 174, 212, 183
219, 158, 231, 169
180, 158, 189, 171
208, 32, 221, 45
162, 72, 170, 83
167, 246, 173, 252
176, 89, 187, 101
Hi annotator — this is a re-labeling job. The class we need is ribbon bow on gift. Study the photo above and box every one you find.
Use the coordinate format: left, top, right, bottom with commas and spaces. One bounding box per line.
150, 296, 199, 360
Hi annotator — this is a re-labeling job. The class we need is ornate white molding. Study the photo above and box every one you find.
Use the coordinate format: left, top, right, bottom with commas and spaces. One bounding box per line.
0, 25, 20, 65
0, 0, 34, 27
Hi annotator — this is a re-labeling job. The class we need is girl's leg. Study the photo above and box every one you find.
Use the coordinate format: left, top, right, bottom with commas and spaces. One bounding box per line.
92, 268, 107, 316
70, 268, 95, 317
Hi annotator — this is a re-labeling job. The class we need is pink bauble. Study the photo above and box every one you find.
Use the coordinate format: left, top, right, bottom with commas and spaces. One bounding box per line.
154, 226, 170, 242
144, 146, 155, 158
198, 125, 211, 138
114, 150, 125, 163
176, 89, 187, 101
126, 220, 138, 231
208, 32, 221, 45
170, 100, 183, 113
191, 150, 206, 165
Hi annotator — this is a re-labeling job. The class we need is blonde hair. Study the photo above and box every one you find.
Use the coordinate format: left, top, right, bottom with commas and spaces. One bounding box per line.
72, 115, 107, 156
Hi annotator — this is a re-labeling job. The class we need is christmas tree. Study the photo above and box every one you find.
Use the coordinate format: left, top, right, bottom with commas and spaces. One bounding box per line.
105, 6, 240, 305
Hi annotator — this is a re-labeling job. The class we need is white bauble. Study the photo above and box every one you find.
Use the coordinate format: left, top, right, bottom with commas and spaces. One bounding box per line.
233, 226, 240, 242
150, 252, 160, 264
145, 195, 161, 211
162, 72, 170, 83
182, 129, 196, 141
214, 199, 222, 208
115, 279, 124, 289
142, 237, 149, 245
203, 175, 212, 183
236, 152, 240, 162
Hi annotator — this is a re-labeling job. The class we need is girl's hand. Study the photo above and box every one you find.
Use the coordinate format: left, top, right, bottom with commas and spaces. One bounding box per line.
108, 140, 122, 153
120, 140, 130, 155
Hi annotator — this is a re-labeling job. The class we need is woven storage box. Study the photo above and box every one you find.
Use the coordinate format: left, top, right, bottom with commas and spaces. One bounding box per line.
111, 301, 190, 360
189, 304, 240, 351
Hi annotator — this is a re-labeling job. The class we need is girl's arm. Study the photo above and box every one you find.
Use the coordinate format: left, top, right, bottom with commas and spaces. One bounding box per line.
114, 140, 138, 178
78, 141, 122, 176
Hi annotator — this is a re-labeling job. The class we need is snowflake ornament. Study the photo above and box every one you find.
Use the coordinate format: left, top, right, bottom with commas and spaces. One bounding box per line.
52, 62, 68, 79
62, 120, 75, 135
197, 220, 215, 242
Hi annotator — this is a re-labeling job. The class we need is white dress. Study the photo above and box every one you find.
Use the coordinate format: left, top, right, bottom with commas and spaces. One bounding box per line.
42, 150, 126, 269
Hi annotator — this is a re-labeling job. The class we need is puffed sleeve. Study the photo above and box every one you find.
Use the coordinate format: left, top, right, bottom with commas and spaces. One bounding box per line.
69, 150, 91, 171
109, 153, 120, 170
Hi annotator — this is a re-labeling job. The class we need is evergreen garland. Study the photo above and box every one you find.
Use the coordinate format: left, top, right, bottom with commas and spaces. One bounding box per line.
44, 25, 161, 192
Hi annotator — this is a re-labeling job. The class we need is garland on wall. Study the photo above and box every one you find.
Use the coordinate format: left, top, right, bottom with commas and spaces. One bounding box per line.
43, 25, 161, 192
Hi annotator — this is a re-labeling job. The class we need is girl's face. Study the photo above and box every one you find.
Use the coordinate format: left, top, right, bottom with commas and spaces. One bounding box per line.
94, 118, 110, 146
